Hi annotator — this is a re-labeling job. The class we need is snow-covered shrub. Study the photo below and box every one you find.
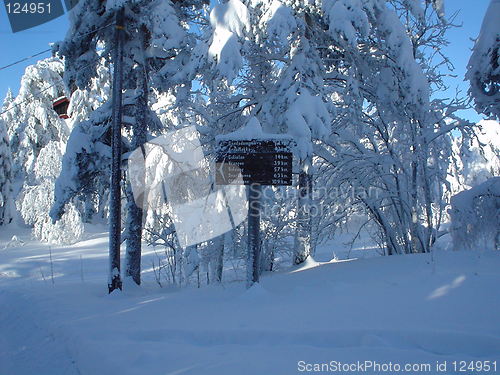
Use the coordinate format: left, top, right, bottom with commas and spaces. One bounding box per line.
461, 121, 500, 185
18, 142, 83, 244
449, 177, 500, 251
448, 120, 500, 192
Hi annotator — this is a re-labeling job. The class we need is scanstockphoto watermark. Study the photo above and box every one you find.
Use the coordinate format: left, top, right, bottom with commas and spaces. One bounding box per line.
297, 359, 498, 373
298, 360, 433, 373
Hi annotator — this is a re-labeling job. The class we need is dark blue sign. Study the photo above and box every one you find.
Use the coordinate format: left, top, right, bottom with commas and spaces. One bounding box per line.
216, 139, 294, 186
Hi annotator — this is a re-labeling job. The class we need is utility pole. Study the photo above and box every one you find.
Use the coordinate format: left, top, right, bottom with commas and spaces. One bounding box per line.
108, 8, 125, 293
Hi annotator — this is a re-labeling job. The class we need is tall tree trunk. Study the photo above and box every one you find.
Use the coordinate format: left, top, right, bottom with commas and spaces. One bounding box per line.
294, 156, 313, 265
212, 235, 224, 283
420, 142, 434, 253
125, 42, 148, 285
125, 180, 144, 284
108, 8, 125, 293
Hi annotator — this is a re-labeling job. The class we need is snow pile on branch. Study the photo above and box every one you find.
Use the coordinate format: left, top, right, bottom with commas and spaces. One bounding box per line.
428, 0, 445, 19
262, 0, 297, 42
208, 0, 250, 81
322, 0, 370, 48
218, 116, 264, 139
466, 0, 500, 118
449, 177, 500, 251
323, 0, 429, 113
376, 5, 430, 111
145, 0, 184, 57
66, 58, 110, 130
285, 88, 329, 159
403, 0, 424, 20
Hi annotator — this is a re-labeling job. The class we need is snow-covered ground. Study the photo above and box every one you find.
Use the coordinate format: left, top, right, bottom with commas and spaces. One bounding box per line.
1, 225, 499, 375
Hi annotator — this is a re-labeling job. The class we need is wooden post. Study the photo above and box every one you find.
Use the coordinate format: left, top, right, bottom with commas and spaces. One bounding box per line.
247, 183, 261, 287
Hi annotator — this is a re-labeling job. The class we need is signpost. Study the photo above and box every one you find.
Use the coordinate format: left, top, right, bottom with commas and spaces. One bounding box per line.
216, 137, 294, 287
216, 139, 293, 186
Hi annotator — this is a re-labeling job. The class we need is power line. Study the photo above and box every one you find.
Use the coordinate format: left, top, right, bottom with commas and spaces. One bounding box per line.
0, 22, 118, 115
0, 22, 115, 73
0, 57, 105, 116
0, 49, 52, 71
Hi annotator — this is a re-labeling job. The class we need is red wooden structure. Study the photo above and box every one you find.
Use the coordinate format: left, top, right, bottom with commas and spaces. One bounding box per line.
52, 96, 70, 119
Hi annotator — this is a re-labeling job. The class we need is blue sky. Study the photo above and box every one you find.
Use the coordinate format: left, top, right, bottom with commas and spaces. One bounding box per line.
0, 1, 491, 123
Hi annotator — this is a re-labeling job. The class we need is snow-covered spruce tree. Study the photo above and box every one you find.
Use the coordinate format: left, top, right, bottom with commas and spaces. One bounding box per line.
0, 58, 86, 243
466, 0, 500, 119
1, 58, 69, 184
52, 0, 207, 285
62, 57, 112, 223
0, 118, 13, 226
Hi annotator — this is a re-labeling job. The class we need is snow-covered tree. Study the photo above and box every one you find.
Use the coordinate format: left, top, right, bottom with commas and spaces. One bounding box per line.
45, 56, 113, 224
53, 0, 208, 285
189, 0, 479, 266
279, 2, 445, 256
0, 57, 85, 243
50, 100, 114, 224
18, 141, 84, 244
202, 0, 331, 266
311, 1, 472, 255
0, 118, 13, 226
1, 58, 69, 183
466, 0, 500, 119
